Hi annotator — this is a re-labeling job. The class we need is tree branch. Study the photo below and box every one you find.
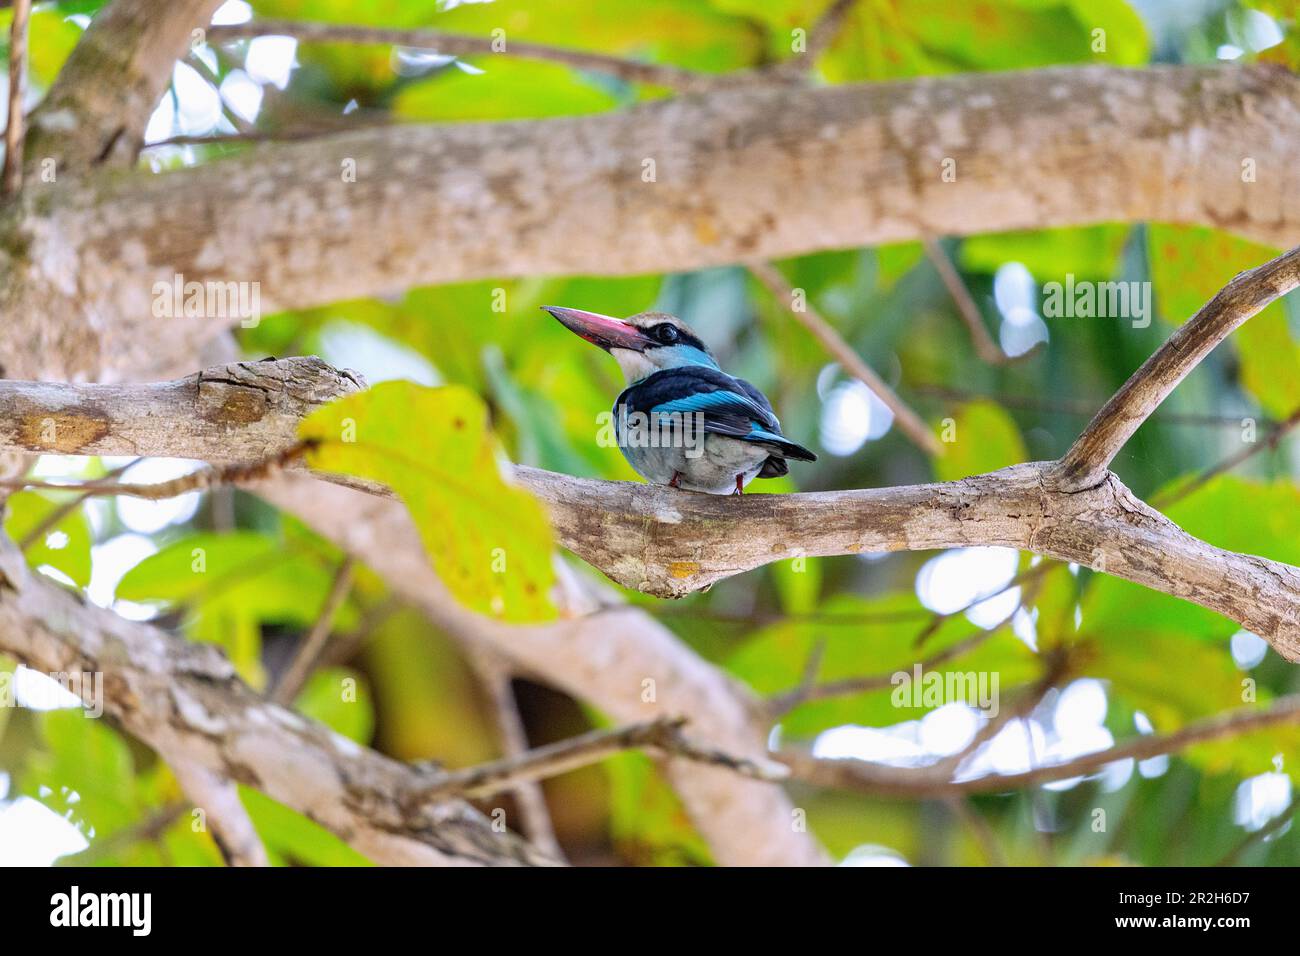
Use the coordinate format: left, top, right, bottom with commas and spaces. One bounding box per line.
166, 756, 269, 866
0, 546, 557, 866
255, 473, 831, 866
10, 64, 1300, 382
465, 647, 564, 860
777, 695, 1300, 797
922, 236, 1023, 365
405, 715, 787, 805
1055, 245, 1300, 490
270, 556, 355, 706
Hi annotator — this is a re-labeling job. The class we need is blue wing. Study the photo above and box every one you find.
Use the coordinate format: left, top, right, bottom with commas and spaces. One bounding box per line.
617, 367, 816, 462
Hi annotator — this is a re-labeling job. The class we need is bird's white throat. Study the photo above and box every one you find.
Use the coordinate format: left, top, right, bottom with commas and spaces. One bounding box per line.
610, 347, 659, 384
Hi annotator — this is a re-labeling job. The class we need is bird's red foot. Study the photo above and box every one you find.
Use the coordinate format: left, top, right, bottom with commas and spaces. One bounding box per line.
733, 474, 744, 495
669, 471, 683, 489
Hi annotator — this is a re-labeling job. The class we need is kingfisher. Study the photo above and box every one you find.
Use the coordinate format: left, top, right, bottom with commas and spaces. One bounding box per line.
543, 306, 816, 495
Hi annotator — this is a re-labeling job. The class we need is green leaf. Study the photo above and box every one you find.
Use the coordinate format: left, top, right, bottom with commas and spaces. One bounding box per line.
300, 382, 556, 621
22, 710, 139, 856
606, 750, 711, 866
117, 531, 358, 685
240, 788, 371, 867
294, 667, 374, 745
428, 0, 764, 74
960, 225, 1130, 279
933, 400, 1027, 481
394, 58, 620, 121
3, 491, 93, 587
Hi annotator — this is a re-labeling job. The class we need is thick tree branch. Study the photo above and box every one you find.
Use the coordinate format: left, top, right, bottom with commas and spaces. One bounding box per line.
0, 546, 557, 866
0, 357, 828, 865
517, 463, 1300, 660
9, 64, 1300, 381
25, 0, 225, 171
1056, 245, 1300, 490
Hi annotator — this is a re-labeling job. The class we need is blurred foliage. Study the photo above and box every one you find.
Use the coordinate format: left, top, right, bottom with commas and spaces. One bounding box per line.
3, 0, 1299, 869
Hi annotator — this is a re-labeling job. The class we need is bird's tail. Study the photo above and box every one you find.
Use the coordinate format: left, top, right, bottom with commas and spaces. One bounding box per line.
749, 429, 817, 462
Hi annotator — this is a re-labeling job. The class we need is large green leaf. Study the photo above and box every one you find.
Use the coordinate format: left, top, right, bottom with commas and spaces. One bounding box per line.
300, 381, 555, 621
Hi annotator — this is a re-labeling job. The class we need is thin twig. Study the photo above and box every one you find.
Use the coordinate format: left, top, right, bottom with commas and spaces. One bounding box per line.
207, 19, 722, 93
927, 648, 1069, 780
923, 236, 1031, 365
800, 0, 859, 65
1154, 406, 1300, 509
946, 795, 1006, 866
18, 457, 141, 551
185, 50, 255, 136
779, 695, 1300, 798
271, 557, 356, 706
2, 0, 31, 197
0, 443, 310, 500
767, 622, 1001, 719
749, 260, 943, 456
404, 715, 788, 806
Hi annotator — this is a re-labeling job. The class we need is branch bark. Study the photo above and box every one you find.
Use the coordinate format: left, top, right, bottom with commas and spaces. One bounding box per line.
9, 64, 1300, 381
0, 546, 557, 866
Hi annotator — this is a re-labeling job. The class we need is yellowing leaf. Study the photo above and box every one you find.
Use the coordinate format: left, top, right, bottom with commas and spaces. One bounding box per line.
299, 382, 555, 621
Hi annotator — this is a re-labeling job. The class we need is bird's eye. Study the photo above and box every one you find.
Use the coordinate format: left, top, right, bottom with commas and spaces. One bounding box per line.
656, 324, 679, 344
